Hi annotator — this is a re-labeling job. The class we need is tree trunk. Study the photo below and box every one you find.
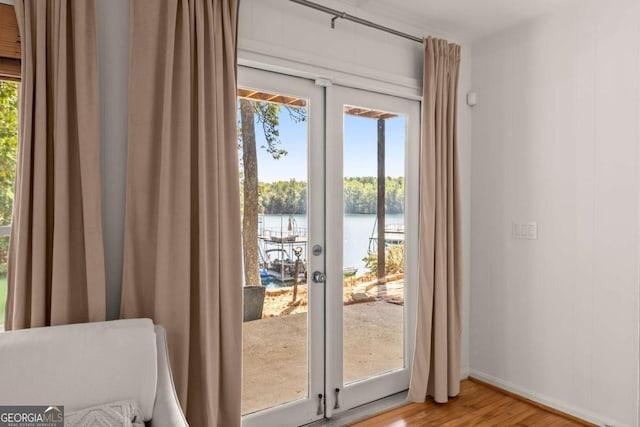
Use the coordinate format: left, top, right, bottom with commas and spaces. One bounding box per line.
240, 99, 261, 287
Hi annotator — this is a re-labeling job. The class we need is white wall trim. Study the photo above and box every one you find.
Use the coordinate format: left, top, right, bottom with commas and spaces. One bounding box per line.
469, 370, 628, 427
238, 40, 423, 101
0, 0, 14, 5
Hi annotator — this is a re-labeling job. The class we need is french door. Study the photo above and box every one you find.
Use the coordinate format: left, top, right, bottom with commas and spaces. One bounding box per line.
239, 66, 420, 427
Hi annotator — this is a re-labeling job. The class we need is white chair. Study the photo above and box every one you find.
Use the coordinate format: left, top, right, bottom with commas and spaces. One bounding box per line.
0, 318, 188, 427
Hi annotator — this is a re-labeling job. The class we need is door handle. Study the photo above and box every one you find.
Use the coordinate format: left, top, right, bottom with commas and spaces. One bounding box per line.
312, 271, 326, 283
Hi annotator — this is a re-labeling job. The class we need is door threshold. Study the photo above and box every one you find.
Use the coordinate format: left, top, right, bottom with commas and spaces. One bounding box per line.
303, 390, 408, 427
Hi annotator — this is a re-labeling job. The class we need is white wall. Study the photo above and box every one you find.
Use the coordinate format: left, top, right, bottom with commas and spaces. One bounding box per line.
470, 0, 640, 425
239, 0, 473, 376
96, 0, 129, 320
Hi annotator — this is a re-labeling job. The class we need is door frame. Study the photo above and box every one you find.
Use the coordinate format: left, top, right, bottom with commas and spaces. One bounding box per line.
239, 67, 421, 425
239, 66, 326, 427
325, 84, 421, 416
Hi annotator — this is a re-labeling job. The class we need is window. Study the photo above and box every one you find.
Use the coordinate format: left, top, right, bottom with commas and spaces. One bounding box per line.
0, 80, 17, 327
0, 3, 19, 327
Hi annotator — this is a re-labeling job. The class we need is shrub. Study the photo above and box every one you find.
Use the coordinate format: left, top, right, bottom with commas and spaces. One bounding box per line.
363, 244, 404, 276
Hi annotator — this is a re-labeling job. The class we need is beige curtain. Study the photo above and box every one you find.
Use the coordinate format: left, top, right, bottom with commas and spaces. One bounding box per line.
5, 0, 105, 329
120, 1, 241, 426
408, 37, 462, 403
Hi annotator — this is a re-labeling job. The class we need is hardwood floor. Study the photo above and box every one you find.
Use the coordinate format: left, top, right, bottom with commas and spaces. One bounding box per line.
348, 379, 594, 426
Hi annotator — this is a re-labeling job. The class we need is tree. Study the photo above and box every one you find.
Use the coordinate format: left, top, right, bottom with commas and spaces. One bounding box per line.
257, 177, 403, 215
0, 81, 18, 275
238, 98, 306, 287
240, 99, 260, 287
259, 180, 306, 214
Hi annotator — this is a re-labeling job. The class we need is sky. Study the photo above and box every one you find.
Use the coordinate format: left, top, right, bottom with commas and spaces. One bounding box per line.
250, 106, 406, 183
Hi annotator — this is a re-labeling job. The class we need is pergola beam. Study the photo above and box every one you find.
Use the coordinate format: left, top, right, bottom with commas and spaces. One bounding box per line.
343, 105, 398, 120
237, 88, 307, 108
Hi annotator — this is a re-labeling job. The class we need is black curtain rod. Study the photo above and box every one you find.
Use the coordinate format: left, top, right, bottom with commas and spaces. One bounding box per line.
289, 0, 424, 44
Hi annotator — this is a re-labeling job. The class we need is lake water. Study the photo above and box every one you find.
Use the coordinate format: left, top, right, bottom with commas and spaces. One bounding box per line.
260, 213, 404, 278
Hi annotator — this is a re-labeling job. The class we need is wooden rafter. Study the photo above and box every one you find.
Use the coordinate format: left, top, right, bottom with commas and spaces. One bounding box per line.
237, 88, 307, 108
344, 105, 398, 120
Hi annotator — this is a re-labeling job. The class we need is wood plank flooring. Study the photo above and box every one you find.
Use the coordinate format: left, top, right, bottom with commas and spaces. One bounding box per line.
348, 379, 594, 426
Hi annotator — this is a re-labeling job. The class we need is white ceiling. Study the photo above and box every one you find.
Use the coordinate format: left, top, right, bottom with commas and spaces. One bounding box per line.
336, 0, 580, 41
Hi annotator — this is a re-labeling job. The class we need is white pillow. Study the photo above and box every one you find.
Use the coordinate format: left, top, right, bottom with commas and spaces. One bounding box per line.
65, 400, 145, 427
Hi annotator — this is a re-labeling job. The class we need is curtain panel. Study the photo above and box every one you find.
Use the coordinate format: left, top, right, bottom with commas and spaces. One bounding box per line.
5, 0, 105, 329
121, 1, 242, 426
408, 37, 463, 403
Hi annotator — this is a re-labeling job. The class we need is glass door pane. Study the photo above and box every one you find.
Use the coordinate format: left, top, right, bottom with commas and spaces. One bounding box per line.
239, 87, 310, 415
325, 85, 420, 415
342, 106, 406, 384
239, 67, 325, 427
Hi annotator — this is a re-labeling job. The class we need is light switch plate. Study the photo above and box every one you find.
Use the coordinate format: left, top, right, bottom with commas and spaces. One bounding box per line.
512, 221, 538, 240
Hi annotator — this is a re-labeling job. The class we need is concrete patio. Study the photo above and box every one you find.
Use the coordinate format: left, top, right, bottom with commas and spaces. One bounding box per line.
242, 300, 404, 415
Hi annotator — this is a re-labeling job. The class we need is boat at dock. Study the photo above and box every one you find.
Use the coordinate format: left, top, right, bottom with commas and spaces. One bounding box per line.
256, 215, 405, 285
258, 215, 308, 284
262, 248, 306, 282
367, 220, 405, 254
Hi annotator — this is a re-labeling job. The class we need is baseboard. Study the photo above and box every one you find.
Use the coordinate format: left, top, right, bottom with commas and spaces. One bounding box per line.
460, 367, 470, 380
469, 370, 629, 427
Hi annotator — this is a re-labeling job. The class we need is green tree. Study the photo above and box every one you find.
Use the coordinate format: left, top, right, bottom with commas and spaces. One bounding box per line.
384, 177, 404, 214
238, 99, 306, 287
257, 177, 404, 215
0, 81, 18, 275
259, 180, 306, 214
